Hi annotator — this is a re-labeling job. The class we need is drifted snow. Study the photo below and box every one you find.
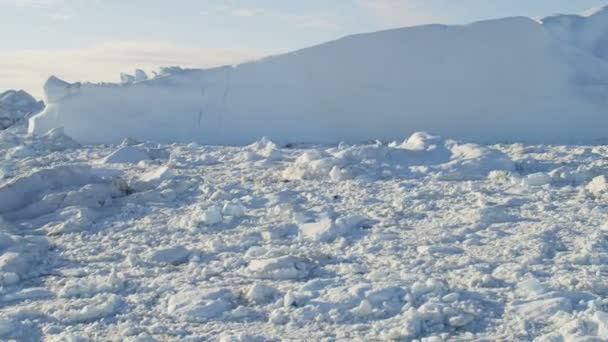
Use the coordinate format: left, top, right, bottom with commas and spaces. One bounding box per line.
29, 7, 608, 145
0, 127, 607, 340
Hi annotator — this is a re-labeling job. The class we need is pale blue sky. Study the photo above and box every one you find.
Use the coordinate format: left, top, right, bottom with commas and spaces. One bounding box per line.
1, 0, 606, 96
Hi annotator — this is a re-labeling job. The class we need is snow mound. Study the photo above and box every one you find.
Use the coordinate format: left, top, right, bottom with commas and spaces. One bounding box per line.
299, 214, 370, 242
0, 165, 126, 220
283, 132, 513, 180
29, 8, 608, 145
0, 90, 44, 129
248, 256, 314, 280
167, 288, 236, 322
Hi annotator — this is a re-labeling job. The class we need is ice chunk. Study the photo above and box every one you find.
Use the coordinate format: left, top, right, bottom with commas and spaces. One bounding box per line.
148, 246, 190, 265
299, 215, 369, 242
167, 288, 235, 322
2, 287, 54, 302
248, 256, 314, 280
61, 294, 123, 323
222, 202, 245, 217
101, 146, 150, 164
448, 314, 474, 327
246, 282, 279, 304
0, 89, 44, 129
586, 175, 608, 197
0, 165, 103, 214
512, 297, 572, 321
299, 217, 335, 242
202, 205, 223, 225
523, 172, 553, 187
0, 235, 49, 283
59, 274, 125, 298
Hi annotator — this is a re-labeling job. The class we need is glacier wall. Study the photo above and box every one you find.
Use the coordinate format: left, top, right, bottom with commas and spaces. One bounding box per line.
29, 7, 608, 145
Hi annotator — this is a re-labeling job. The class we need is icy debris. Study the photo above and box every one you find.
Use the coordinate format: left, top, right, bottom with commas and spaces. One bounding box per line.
0, 89, 44, 129
60, 294, 123, 323
202, 205, 223, 225
518, 278, 547, 297
59, 274, 125, 298
167, 288, 235, 322
218, 333, 271, 342
0, 165, 115, 214
441, 293, 460, 303
2, 287, 54, 302
27, 127, 81, 152
448, 314, 474, 327
411, 279, 445, 298
299, 215, 370, 242
417, 245, 464, 255
11, 176, 125, 222
398, 132, 446, 153
137, 165, 174, 184
329, 165, 348, 181
248, 137, 281, 160
522, 172, 553, 187
535, 302, 608, 341
261, 223, 298, 241
299, 217, 334, 242
222, 202, 245, 217
0, 234, 49, 284
248, 256, 314, 280
282, 150, 339, 180
586, 175, 608, 197
269, 309, 290, 325
511, 297, 573, 321
284, 133, 512, 181
363, 286, 407, 316
437, 143, 514, 180
148, 246, 190, 265
101, 146, 150, 164
44, 206, 99, 235
246, 282, 280, 304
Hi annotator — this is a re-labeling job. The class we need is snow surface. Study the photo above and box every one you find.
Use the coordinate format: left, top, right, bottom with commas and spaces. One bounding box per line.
3, 118, 608, 340
29, 6, 608, 145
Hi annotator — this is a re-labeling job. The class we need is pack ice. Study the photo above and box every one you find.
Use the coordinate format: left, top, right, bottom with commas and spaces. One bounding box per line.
4, 119, 608, 340
30, 6, 608, 145
2, 5, 608, 342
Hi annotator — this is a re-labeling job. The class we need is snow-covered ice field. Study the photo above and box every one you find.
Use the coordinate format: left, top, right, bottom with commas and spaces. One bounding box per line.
1, 123, 608, 341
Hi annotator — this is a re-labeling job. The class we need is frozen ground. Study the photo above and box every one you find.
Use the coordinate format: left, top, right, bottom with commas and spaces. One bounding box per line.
1, 124, 607, 341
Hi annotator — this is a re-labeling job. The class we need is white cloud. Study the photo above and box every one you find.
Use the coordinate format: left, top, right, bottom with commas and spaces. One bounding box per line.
0, 40, 266, 98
